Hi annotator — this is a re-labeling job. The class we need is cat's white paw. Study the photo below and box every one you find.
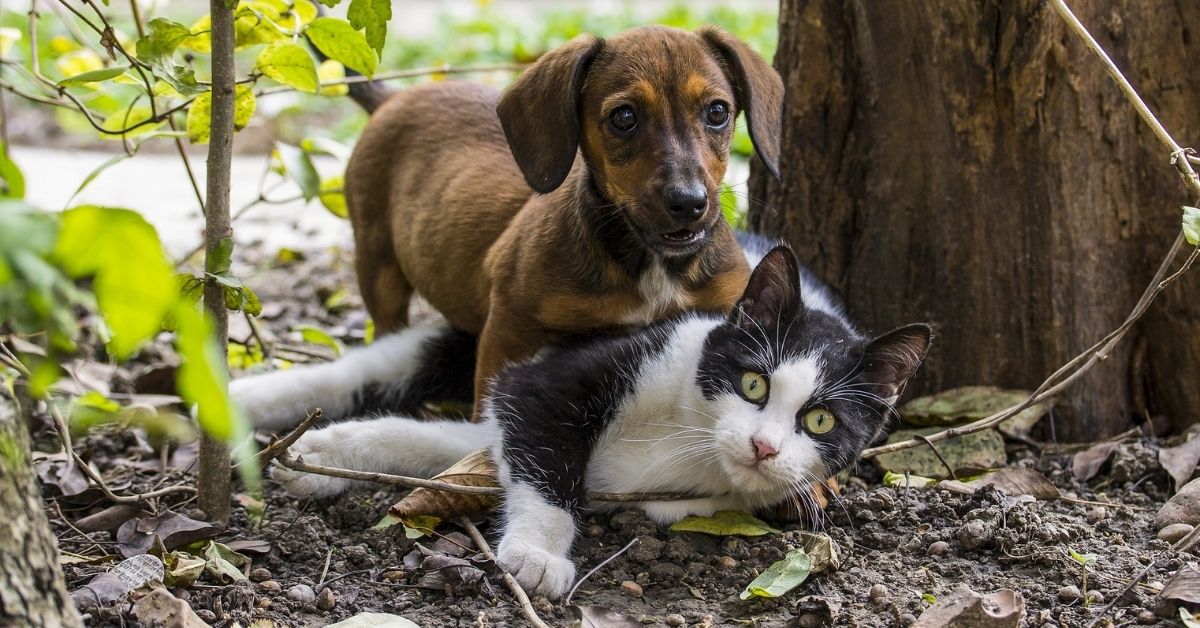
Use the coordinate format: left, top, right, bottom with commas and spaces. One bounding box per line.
270, 432, 354, 498
496, 538, 576, 600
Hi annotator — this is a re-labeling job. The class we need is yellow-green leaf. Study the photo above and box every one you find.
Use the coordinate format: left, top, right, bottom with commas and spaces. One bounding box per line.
346, 0, 390, 56
187, 86, 256, 144
319, 175, 347, 218
883, 470, 938, 488
306, 17, 377, 78
1183, 206, 1200, 246
175, 304, 239, 441
256, 42, 318, 93
100, 105, 161, 139
58, 66, 127, 87
669, 510, 781, 537
55, 50, 104, 78
739, 548, 812, 600
53, 206, 176, 360
294, 324, 342, 355
317, 59, 349, 96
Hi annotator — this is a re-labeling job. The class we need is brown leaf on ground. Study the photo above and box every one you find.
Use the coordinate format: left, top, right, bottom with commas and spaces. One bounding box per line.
913, 584, 1025, 628
389, 448, 499, 520
939, 468, 1060, 500
132, 588, 208, 627
116, 511, 221, 558
572, 605, 641, 628
901, 386, 1050, 436
1160, 563, 1200, 617
1071, 441, 1121, 481
1160, 434, 1200, 492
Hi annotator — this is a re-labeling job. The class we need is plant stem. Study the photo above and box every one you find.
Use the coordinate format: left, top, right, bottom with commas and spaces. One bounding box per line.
196, 0, 236, 524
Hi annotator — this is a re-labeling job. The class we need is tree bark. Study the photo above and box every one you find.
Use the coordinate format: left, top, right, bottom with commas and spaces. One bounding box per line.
0, 400, 83, 626
749, 0, 1200, 440
197, 0, 235, 523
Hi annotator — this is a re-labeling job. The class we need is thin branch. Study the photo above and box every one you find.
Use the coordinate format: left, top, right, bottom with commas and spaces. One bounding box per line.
253, 409, 321, 468
458, 517, 550, 628
254, 63, 527, 97
564, 537, 640, 606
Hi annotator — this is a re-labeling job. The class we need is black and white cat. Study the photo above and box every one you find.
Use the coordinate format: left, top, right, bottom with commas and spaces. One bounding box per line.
231, 241, 932, 599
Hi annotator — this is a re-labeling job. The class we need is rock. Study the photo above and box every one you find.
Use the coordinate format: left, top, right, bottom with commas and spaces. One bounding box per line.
928, 541, 951, 556
1085, 590, 1104, 605
257, 598, 272, 609
628, 537, 665, 563
1057, 585, 1080, 603
1158, 523, 1195, 544
133, 589, 209, 628
913, 585, 1024, 628
382, 569, 406, 582
249, 567, 272, 582
1156, 478, 1200, 528
665, 614, 685, 626
287, 584, 316, 604
317, 588, 336, 610
583, 524, 605, 538
899, 613, 917, 626
259, 580, 281, 592
798, 613, 823, 627
620, 581, 643, 598
717, 555, 737, 569
869, 584, 889, 602
1138, 610, 1158, 624
957, 520, 992, 551
195, 608, 217, 623
1085, 507, 1108, 523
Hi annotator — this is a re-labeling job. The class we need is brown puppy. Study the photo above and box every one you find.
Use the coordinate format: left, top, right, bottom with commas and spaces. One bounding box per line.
343, 26, 783, 408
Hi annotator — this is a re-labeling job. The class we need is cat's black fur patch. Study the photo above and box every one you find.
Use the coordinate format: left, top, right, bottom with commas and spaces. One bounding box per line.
351, 328, 478, 417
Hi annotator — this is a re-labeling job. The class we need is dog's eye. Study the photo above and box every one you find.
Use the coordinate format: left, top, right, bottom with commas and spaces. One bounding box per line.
609, 106, 637, 133
706, 101, 730, 128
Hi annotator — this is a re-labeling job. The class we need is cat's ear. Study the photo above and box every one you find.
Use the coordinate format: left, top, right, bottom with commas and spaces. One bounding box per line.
730, 245, 802, 332
858, 324, 934, 405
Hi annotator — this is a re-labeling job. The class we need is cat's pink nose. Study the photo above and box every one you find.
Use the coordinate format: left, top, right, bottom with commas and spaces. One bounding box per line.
752, 437, 778, 462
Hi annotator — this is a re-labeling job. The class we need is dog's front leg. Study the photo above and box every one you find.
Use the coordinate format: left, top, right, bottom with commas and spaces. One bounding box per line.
473, 314, 541, 415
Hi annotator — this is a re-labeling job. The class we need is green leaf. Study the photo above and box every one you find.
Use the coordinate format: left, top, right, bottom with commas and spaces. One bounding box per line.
399, 515, 440, 539
669, 510, 781, 537
275, 143, 320, 201
306, 17, 377, 78
53, 206, 176, 360
135, 18, 192, 64
0, 141, 25, 199
100, 104, 162, 139
883, 470, 938, 489
319, 175, 348, 218
739, 548, 811, 600
57, 66, 128, 87
65, 151, 134, 208
922, 593, 937, 604
201, 541, 248, 584
1183, 206, 1200, 246
1068, 549, 1097, 565
372, 513, 401, 530
346, 0, 390, 56
175, 303, 239, 441
315, 0, 340, 8
294, 324, 343, 355
256, 42, 319, 93
187, 87, 257, 144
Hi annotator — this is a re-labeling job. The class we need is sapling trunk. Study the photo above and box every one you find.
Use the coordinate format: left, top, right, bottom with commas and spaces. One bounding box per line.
196, 0, 236, 524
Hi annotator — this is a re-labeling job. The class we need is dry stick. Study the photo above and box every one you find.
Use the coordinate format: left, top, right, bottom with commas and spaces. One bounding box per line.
458, 517, 550, 628
563, 537, 641, 607
254, 63, 528, 97
276, 452, 704, 502
252, 409, 323, 468
914, 434, 958, 480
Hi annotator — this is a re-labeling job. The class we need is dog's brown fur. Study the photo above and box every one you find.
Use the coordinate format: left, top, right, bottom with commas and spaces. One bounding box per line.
344, 26, 783, 408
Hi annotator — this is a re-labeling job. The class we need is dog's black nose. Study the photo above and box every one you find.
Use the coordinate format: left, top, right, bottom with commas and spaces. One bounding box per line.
664, 185, 708, 221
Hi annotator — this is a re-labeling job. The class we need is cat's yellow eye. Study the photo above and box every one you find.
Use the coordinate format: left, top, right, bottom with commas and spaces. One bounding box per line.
740, 372, 769, 403
803, 409, 837, 435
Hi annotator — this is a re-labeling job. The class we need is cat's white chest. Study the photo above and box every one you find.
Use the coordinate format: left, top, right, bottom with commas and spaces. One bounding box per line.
625, 263, 689, 325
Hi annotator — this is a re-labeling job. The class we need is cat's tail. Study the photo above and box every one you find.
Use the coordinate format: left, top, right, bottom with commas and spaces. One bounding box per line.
230, 322, 477, 431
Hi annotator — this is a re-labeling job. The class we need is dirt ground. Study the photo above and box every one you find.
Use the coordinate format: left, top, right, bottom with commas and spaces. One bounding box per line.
38, 246, 1186, 627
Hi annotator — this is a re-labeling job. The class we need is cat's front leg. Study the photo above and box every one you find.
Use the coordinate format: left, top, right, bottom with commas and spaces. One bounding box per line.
495, 484, 578, 599
637, 495, 752, 524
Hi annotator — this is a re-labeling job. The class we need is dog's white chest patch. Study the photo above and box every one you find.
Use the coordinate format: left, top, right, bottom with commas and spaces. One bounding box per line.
626, 263, 688, 325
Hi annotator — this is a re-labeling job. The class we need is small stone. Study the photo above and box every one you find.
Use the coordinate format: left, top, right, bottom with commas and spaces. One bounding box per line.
868, 583, 889, 602
196, 609, 217, 623
899, 613, 917, 626
257, 598, 272, 609
665, 614, 685, 627
716, 555, 737, 569
317, 588, 335, 610
259, 580, 281, 592
382, 569, 406, 582
798, 613, 823, 627
533, 596, 553, 614
287, 584, 316, 604
1158, 523, 1195, 544
1137, 609, 1158, 624
628, 537, 665, 563
1085, 506, 1108, 523
583, 524, 605, 538
928, 541, 951, 556
1057, 584, 1080, 603
1085, 590, 1104, 605
249, 567, 272, 582
957, 520, 992, 551
1156, 478, 1200, 528
184, 508, 208, 521
621, 581, 643, 598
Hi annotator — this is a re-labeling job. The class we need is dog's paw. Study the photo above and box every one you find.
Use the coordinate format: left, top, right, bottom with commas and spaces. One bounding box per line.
270, 432, 353, 499
496, 538, 576, 600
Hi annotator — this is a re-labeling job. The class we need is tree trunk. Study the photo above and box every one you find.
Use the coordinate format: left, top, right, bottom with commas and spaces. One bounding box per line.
0, 400, 83, 626
197, 0, 236, 523
749, 0, 1200, 440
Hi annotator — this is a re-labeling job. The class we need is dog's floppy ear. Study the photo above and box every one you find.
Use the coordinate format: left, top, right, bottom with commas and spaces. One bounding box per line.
497, 35, 604, 194
698, 26, 784, 179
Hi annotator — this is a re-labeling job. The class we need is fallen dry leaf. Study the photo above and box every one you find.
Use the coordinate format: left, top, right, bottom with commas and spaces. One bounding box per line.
572, 605, 641, 627
798, 532, 840, 573
389, 449, 499, 520
938, 468, 1060, 500
913, 584, 1025, 628
1071, 441, 1121, 481
876, 427, 1006, 479
116, 511, 220, 558
901, 386, 1050, 436
1160, 434, 1200, 492
1160, 564, 1200, 618
132, 588, 208, 628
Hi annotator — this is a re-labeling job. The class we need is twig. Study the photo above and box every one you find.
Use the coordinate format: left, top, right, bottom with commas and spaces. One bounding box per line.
564, 537, 641, 606
318, 547, 333, 585
458, 517, 550, 628
914, 434, 958, 480
314, 568, 372, 594
254, 63, 528, 97
253, 409, 322, 468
